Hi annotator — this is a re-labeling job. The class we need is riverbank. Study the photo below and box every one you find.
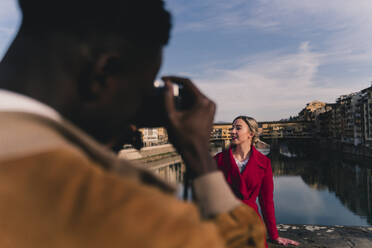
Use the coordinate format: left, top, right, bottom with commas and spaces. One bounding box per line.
317, 140, 372, 163
338, 143, 372, 160
262, 138, 372, 164
268, 224, 372, 248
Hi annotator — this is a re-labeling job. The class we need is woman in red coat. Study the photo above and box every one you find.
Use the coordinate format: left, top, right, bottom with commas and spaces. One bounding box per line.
214, 116, 299, 246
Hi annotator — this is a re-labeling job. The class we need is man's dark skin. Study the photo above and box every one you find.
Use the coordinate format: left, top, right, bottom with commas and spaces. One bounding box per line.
0, 5, 217, 178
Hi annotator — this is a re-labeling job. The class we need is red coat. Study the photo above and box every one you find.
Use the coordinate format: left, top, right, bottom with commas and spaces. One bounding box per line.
214, 146, 279, 240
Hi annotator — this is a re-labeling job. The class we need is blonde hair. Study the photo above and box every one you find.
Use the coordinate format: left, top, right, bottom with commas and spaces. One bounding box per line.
233, 116, 261, 147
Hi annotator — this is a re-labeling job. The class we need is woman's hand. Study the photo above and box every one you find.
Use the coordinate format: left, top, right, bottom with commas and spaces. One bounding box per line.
162, 76, 217, 177
274, 237, 300, 246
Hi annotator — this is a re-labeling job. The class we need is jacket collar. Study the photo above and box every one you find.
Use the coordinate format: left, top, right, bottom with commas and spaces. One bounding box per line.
0, 111, 175, 193
229, 145, 266, 170
251, 146, 267, 169
0, 89, 61, 122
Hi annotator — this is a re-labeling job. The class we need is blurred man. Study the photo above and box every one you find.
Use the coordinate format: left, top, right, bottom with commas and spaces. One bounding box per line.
0, 1, 265, 247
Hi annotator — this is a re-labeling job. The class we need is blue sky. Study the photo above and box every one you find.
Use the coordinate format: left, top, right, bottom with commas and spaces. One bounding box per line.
1, 0, 372, 121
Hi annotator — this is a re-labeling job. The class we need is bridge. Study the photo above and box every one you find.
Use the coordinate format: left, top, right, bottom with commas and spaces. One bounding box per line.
259, 121, 314, 139
210, 121, 315, 148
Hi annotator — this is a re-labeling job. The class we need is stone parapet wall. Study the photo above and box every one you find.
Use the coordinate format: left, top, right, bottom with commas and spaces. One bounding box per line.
268, 224, 372, 248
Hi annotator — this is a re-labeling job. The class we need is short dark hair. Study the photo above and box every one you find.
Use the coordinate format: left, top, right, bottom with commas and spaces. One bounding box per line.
18, 0, 172, 48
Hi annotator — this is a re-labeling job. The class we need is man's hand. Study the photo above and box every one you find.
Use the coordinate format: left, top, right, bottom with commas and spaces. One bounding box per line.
162, 76, 217, 177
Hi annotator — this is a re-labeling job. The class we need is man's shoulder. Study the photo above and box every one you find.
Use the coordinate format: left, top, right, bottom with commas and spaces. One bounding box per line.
0, 111, 176, 192
0, 111, 72, 162
0, 112, 107, 180
0, 111, 124, 174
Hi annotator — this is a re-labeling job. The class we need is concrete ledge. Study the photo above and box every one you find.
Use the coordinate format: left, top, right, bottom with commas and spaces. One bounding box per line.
268, 224, 372, 248
118, 144, 176, 160
118, 148, 142, 160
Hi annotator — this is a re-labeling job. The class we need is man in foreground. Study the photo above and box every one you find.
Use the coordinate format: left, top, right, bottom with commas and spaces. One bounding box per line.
0, 1, 266, 247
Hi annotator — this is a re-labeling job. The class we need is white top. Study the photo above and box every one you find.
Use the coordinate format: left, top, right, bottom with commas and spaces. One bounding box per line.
234, 155, 250, 173
0, 89, 62, 121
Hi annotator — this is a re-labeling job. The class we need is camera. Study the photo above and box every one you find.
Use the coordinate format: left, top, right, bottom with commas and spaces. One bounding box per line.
133, 80, 188, 128
153, 80, 184, 110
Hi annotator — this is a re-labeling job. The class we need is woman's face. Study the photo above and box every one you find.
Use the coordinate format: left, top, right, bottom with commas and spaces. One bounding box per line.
230, 118, 254, 146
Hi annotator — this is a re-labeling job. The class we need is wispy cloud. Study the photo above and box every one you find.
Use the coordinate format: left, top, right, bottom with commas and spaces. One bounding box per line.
0, 0, 20, 26
1, 0, 370, 122
164, 0, 372, 121
0, 0, 20, 59
168, 0, 372, 55
0, 26, 15, 36
166, 0, 280, 32
195, 42, 368, 122
255, 0, 372, 63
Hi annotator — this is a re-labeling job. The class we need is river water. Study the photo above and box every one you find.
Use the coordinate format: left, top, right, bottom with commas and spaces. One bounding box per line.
205, 141, 372, 226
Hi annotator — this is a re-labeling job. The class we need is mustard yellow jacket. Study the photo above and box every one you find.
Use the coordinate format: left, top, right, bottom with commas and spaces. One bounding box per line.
0, 112, 265, 248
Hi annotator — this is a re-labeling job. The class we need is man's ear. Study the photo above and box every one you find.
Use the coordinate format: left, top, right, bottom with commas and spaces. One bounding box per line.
77, 54, 122, 102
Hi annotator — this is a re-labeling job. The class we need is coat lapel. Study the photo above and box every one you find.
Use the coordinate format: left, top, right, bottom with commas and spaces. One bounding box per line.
222, 148, 243, 198
241, 146, 267, 174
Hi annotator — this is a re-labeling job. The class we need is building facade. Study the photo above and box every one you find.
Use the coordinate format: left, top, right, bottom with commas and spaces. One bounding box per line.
134, 84, 372, 149
139, 127, 168, 147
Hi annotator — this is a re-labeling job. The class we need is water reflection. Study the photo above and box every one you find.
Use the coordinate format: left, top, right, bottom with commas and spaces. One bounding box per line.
180, 142, 372, 225
270, 141, 372, 226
